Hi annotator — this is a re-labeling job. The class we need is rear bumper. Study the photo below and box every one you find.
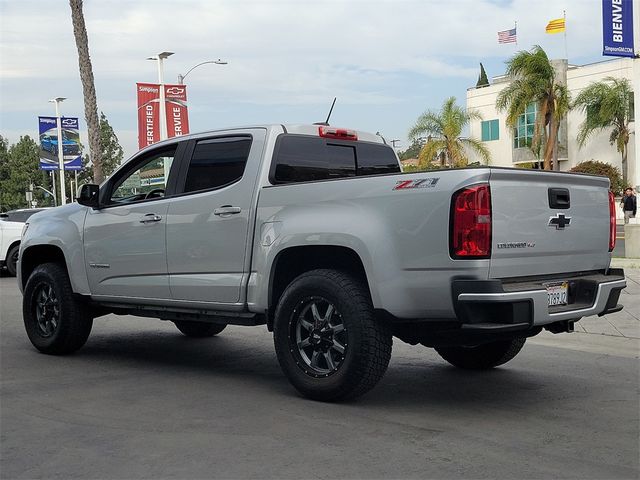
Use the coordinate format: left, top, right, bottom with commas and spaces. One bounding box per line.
452, 268, 626, 331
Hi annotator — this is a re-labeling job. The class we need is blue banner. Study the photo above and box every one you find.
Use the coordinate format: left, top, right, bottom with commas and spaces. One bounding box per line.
602, 0, 635, 57
38, 116, 83, 171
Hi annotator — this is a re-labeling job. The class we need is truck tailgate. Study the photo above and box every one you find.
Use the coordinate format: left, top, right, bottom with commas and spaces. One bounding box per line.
488, 168, 611, 279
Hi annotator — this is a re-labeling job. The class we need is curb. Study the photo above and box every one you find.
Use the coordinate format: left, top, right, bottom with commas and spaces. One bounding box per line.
610, 258, 640, 269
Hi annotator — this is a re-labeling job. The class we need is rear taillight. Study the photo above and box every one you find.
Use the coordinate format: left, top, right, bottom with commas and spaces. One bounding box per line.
609, 191, 616, 252
318, 126, 358, 141
450, 184, 492, 259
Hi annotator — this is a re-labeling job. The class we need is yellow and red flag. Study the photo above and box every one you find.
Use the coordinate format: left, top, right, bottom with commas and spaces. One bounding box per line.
545, 17, 566, 34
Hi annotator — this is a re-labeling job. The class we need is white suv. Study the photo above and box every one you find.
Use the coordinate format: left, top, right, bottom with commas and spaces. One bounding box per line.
1, 208, 47, 276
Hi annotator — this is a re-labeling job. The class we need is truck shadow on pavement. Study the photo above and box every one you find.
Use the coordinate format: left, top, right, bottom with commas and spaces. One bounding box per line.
71, 322, 590, 410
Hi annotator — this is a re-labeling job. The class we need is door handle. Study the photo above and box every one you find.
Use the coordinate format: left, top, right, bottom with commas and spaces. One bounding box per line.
214, 206, 241, 217
139, 214, 162, 224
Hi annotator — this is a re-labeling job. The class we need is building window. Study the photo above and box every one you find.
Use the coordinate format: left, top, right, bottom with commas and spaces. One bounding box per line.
514, 103, 537, 148
481, 119, 499, 141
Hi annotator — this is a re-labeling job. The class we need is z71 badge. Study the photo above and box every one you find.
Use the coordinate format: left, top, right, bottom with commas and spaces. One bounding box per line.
393, 178, 439, 190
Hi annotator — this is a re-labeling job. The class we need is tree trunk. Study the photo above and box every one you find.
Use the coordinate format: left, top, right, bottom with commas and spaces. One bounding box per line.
543, 116, 557, 171
69, 0, 103, 184
622, 142, 628, 188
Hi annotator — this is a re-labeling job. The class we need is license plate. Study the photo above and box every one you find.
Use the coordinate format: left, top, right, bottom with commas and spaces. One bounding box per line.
546, 282, 568, 307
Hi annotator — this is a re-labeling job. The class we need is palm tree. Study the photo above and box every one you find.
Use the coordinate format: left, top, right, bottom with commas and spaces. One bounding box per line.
408, 97, 490, 168
496, 45, 570, 170
69, 0, 103, 184
573, 77, 633, 186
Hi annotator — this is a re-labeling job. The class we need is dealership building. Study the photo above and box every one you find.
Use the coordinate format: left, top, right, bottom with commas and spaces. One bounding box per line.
466, 57, 639, 189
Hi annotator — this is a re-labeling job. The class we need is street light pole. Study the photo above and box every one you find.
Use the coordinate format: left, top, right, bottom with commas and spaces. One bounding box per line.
50, 172, 57, 207
177, 59, 228, 84
147, 51, 174, 141
49, 97, 67, 205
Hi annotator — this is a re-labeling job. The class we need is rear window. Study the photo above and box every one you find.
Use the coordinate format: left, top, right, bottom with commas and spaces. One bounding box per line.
356, 142, 402, 176
272, 134, 399, 184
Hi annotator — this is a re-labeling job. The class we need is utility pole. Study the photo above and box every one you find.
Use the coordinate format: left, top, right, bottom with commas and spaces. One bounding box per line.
25, 184, 34, 209
147, 52, 173, 182
50, 171, 57, 207
147, 52, 174, 141
49, 97, 67, 205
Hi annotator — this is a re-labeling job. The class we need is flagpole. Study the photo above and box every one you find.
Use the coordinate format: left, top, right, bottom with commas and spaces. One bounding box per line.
515, 20, 518, 47
563, 10, 568, 60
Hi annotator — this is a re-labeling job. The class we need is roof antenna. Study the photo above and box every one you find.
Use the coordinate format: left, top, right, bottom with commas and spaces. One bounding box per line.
313, 97, 337, 126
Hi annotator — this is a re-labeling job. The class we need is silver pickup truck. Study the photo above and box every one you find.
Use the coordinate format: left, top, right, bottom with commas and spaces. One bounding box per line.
18, 124, 626, 401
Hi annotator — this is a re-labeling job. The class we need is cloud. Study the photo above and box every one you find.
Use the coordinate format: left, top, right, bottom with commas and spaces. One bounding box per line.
0, 0, 609, 158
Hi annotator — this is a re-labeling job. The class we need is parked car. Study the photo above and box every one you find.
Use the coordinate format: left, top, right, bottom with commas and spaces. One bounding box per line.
18, 124, 626, 401
0, 209, 48, 276
0, 208, 49, 223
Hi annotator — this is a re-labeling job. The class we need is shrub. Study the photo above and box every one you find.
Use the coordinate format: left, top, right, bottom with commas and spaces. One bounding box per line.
570, 160, 623, 194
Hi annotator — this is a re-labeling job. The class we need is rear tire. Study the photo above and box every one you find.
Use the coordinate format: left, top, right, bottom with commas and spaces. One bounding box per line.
274, 269, 392, 402
6, 244, 19, 276
435, 338, 526, 370
174, 321, 226, 337
23, 262, 93, 355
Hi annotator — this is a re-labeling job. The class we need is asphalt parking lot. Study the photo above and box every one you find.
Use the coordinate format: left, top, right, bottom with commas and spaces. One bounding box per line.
1, 273, 638, 479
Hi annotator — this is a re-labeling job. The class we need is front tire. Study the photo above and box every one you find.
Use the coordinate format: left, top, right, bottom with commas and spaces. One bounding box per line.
23, 262, 93, 355
274, 269, 392, 402
174, 321, 226, 337
6, 244, 19, 276
435, 338, 526, 370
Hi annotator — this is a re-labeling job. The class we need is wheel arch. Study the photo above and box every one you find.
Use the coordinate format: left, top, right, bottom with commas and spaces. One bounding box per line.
267, 245, 371, 331
5, 240, 20, 261
20, 244, 68, 290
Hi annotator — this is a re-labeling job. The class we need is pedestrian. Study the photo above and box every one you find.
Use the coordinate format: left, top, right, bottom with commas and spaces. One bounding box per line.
620, 187, 637, 224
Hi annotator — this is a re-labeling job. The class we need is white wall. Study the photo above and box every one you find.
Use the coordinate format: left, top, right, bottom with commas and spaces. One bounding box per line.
466, 57, 637, 186
567, 58, 636, 186
466, 80, 512, 167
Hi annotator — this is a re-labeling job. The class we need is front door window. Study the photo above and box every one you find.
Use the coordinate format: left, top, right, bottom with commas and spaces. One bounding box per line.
109, 148, 176, 204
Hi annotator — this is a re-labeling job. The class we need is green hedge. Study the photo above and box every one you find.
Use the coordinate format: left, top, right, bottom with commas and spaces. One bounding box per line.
570, 160, 623, 195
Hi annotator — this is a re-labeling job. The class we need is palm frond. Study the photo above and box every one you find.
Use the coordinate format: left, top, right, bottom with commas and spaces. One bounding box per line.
418, 140, 446, 168
573, 76, 633, 149
411, 96, 491, 167
461, 137, 491, 165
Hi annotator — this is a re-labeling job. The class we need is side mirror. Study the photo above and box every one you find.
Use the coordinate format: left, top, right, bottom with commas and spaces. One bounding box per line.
77, 184, 100, 209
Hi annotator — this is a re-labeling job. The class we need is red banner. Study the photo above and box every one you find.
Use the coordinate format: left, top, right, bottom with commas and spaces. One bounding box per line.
136, 83, 161, 149
164, 84, 190, 139
136, 83, 190, 150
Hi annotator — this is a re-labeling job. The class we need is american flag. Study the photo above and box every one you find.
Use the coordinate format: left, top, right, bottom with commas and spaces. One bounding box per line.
498, 27, 517, 44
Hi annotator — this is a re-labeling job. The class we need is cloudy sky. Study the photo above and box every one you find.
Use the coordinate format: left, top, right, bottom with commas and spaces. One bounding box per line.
0, 0, 610, 159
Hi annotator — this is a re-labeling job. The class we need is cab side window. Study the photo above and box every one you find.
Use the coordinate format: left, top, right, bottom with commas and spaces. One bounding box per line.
183, 136, 252, 193
109, 147, 176, 204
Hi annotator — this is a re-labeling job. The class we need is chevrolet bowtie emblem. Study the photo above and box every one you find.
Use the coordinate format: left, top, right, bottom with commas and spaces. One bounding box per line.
548, 213, 571, 230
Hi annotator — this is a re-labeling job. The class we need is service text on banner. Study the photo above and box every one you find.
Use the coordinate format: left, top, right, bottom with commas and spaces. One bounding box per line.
164, 84, 190, 138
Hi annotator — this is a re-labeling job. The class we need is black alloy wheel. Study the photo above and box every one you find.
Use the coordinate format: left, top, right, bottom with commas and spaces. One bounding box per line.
289, 296, 348, 378
274, 269, 392, 402
33, 282, 60, 338
23, 262, 93, 355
